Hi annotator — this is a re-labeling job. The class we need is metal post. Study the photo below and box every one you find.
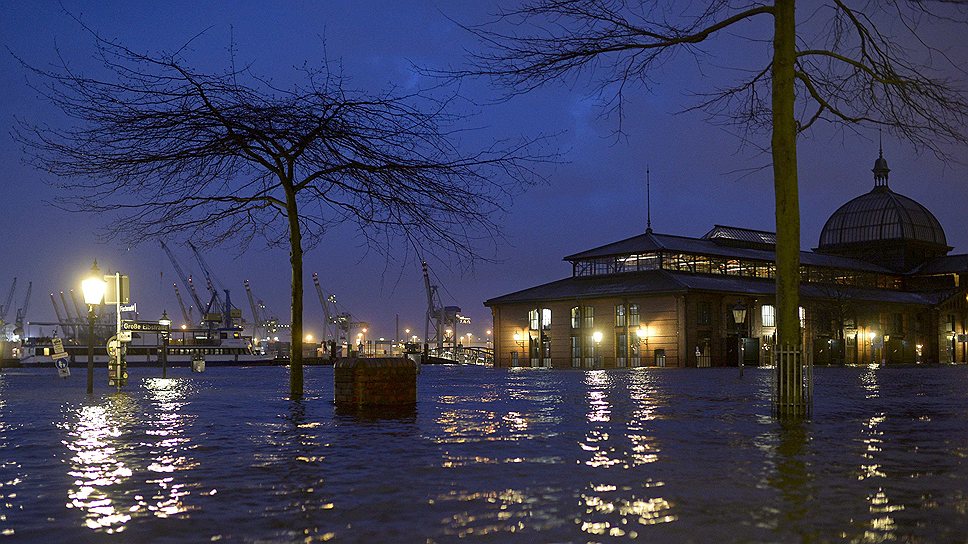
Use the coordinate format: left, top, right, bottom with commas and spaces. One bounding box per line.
115, 272, 122, 392
161, 333, 168, 379
738, 332, 744, 377
86, 306, 95, 394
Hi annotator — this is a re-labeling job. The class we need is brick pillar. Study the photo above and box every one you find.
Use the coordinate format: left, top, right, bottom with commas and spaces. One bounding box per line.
334, 357, 417, 408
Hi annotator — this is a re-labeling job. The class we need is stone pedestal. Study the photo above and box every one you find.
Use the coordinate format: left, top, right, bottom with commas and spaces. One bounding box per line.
334, 357, 417, 408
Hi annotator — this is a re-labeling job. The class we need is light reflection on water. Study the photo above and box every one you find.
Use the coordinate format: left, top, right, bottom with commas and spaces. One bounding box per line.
62, 395, 138, 533
1, 366, 968, 541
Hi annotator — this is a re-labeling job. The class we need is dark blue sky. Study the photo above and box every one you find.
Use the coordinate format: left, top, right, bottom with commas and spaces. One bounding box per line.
2, 2, 966, 341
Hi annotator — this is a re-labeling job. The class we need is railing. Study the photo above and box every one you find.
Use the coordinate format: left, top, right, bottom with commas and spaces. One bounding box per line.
429, 346, 494, 365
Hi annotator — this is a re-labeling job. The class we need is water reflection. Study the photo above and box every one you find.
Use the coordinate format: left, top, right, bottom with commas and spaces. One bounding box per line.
578, 370, 675, 539
767, 422, 813, 537
255, 399, 337, 542
62, 394, 139, 533
140, 378, 197, 519
0, 374, 17, 537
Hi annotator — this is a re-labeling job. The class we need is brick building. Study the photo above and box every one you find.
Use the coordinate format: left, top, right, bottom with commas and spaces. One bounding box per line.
485, 152, 968, 368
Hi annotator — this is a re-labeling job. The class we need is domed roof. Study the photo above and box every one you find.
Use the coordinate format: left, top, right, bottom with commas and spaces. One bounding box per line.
818, 152, 947, 248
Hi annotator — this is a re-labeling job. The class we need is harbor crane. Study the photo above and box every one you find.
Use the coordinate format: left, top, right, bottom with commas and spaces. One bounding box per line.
49, 292, 66, 334
161, 241, 206, 316
13, 281, 32, 337
243, 279, 282, 341
0, 277, 16, 325
312, 272, 338, 345
172, 282, 193, 325
422, 261, 469, 358
311, 272, 366, 355
189, 242, 225, 311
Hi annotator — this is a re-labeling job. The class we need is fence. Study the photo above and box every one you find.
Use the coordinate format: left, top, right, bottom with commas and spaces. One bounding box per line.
773, 343, 813, 418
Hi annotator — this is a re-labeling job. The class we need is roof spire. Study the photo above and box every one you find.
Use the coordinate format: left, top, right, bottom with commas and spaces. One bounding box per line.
873, 131, 890, 188
646, 166, 652, 233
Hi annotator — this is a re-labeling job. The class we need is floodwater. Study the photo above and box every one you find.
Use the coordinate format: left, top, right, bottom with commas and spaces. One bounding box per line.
2, 364, 968, 543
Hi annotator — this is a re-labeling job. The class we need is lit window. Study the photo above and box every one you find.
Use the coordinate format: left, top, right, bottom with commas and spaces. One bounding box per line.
762, 305, 776, 327
629, 304, 640, 326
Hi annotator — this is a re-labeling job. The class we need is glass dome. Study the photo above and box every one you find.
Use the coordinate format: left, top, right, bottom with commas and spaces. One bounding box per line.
818, 186, 947, 248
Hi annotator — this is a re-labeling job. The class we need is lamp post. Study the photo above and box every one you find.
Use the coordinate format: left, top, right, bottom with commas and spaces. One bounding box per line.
868, 331, 877, 365
81, 261, 106, 394
159, 310, 171, 378
513, 331, 524, 366
636, 326, 649, 366
732, 302, 748, 377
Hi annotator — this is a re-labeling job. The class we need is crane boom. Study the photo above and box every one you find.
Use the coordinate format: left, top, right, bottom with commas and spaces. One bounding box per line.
14, 281, 32, 334
49, 292, 65, 332
422, 261, 442, 352
312, 272, 334, 345
243, 279, 262, 339
161, 241, 205, 310
172, 282, 192, 325
0, 277, 16, 321
70, 290, 85, 324
189, 242, 224, 310
59, 291, 75, 322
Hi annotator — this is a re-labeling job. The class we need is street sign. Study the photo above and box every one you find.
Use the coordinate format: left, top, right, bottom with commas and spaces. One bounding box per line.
55, 355, 70, 378
121, 321, 171, 333
50, 337, 69, 361
103, 274, 130, 304
120, 303, 137, 313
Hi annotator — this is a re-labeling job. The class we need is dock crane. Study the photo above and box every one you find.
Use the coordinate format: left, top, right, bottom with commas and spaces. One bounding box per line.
49, 292, 65, 331
312, 272, 337, 345
0, 277, 16, 325
13, 282, 32, 337
422, 261, 468, 359
189, 242, 225, 311
172, 282, 193, 325
161, 241, 206, 323
422, 261, 443, 354
59, 291, 77, 335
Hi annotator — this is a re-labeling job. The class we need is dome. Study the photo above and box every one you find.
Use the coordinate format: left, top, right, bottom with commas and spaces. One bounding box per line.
818, 187, 947, 248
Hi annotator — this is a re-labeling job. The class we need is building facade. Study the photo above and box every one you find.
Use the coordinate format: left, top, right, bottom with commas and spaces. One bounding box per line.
485, 153, 968, 368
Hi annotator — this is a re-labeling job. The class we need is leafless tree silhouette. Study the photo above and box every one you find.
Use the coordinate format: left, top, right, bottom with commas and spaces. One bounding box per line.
460, 0, 968, 350
15, 29, 547, 396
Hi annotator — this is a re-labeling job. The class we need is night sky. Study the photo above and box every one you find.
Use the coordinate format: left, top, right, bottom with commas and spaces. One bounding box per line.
2, 2, 966, 342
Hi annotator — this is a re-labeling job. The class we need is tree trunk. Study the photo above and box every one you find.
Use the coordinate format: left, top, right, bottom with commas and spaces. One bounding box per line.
772, 0, 800, 348
772, 0, 807, 415
286, 193, 304, 397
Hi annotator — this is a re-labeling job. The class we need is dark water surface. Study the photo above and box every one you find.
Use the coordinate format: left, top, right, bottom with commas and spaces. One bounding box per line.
2, 365, 968, 543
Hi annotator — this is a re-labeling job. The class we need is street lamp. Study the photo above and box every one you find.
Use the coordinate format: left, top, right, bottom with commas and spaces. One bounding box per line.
731, 302, 748, 377
868, 330, 878, 365
636, 326, 649, 366
81, 261, 106, 394
159, 310, 171, 378
513, 331, 524, 365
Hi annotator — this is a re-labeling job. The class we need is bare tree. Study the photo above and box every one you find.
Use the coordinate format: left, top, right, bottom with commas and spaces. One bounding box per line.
460, 0, 968, 410
14, 31, 545, 397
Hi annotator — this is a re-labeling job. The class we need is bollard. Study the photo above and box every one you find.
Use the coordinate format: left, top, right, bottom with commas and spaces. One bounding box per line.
334, 357, 417, 409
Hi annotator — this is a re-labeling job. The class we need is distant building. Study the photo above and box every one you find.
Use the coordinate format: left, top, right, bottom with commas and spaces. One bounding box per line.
485, 152, 968, 368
